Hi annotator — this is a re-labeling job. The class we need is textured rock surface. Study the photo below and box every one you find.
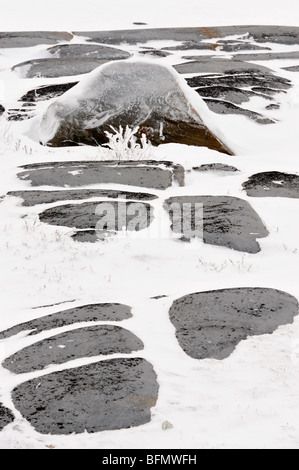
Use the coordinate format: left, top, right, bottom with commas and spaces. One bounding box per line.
242, 171, 299, 198
192, 163, 239, 173
203, 99, 275, 124
17, 160, 184, 190
48, 43, 131, 60
38, 61, 232, 153
3, 325, 143, 374
12, 358, 159, 434
164, 195, 269, 253
7, 189, 158, 206
20, 82, 78, 103
0, 303, 132, 340
12, 58, 110, 78
0, 31, 72, 48
169, 288, 299, 359
0, 404, 14, 431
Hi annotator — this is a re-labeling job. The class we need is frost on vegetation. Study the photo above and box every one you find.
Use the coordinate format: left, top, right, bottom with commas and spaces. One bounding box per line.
102, 125, 153, 160
0, 124, 33, 155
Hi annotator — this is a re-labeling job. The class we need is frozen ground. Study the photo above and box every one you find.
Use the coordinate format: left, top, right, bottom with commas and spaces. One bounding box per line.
0, 0, 299, 449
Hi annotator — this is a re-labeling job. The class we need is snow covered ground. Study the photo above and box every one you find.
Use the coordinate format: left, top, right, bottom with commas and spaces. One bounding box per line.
0, 0, 299, 449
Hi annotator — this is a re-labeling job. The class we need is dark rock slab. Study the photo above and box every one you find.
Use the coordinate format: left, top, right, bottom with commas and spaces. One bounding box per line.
186, 73, 291, 91
242, 171, 299, 198
219, 42, 271, 52
203, 99, 275, 124
169, 288, 299, 360
20, 82, 78, 103
12, 358, 159, 434
193, 163, 239, 173
282, 65, 299, 72
173, 59, 274, 75
0, 31, 73, 48
194, 85, 272, 104
3, 325, 143, 374
48, 44, 131, 60
12, 58, 110, 78
74, 26, 299, 46
164, 195, 269, 253
0, 303, 132, 340
17, 160, 184, 190
232, 51, 299, 61
7, 189, 158, 207
39, 201, 153, 235
162, 42, 217, 51
0, 104, 4, 116
0, 404, 14, 431
265, 103, 280, 110
138, 49, 171, 57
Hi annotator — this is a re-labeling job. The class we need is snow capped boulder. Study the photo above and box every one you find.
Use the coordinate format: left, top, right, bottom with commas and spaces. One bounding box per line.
39, 60, 232, 154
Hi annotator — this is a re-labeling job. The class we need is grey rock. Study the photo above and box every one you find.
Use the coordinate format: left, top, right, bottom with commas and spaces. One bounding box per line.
7, 189, 158, 206
173, 58, 274, 75
203, 99, 275, 124
282, 65, 299, 72
193, 163, 239, 173
12, 58, 110, 78
242, 171, 299, 198
194, 85, 272, 104
17, 160, 184, 190
39, 200, 153, 234
186, 73, 291, 91
71, 230, 100, 243
12, 358, 159, 434
231, 51, 299, 61
219, 42, 271, 52
20, 82, 78, 103
164, 195, 269, 253
138, 49, 171, 57
0, 404, 14, 431
169, 288, 299, 360
0, 104, 4, 116
48, 44, 131, 61
265, 103, 280, 110
0, 303, 132, 340
3, 325, 143, 374
0, 31, 72, 48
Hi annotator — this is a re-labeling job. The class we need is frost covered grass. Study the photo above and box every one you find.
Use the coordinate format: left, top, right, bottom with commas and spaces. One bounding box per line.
103, 125, 153, 160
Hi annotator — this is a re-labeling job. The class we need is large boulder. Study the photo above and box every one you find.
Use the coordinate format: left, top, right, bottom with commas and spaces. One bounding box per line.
39, 60, 232, 154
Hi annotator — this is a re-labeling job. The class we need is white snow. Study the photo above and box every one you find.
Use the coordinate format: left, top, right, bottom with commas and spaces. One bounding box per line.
0, 0, 299, 450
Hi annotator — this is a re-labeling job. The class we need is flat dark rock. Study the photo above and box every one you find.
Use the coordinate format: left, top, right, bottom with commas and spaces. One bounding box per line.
164, 195, 269, 253
3, 325, 143, 374
282, 65, 299, 72
232, 51, 299, 61
219, 42, 271, 52
0, 31, 72, 48
242, 171, 299, 198
20, 82, 78, 103
17, 160, 185, 190
186, 73, 291, 91
12, 58, 111, 78
0, 404, 14, 431
173, 58, 273, 75
7, 189, 158, 206
0, 303, 132, 340
12, 358, 159, 434
0, 104, 4, 116
169, 288, 299, 360
74, 26, 299, 46
193, 163, 239, 173
203, 99, 275, 124
39, 201, 153, 235
138, 49, 171, 57
47, 44, 130, 61
194, 85, 272, 104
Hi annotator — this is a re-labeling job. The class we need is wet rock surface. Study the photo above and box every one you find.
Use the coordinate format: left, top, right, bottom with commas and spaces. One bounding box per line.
0, 404, 14, 431
17, 160, 184, 190
3, 325, 144, 374
169, 288, 299, 360
7, 189, 157, 206
164, 195, 269, 253
0, 303, 132, 340
12, 358, 159, 434
242, 171, 299, 198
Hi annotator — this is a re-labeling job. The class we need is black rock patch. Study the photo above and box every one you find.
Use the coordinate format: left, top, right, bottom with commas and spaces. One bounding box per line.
3, 325, 143, 374
203, 99, 275, 124
0, 404, 14, 431
0, 303, 132, 340
164, 195, 269, 253
17, 160, 184, 190
169, 288, 299, 360
12, 358, 159, 434
192, 163, 239, 173
20, 82, 79, 103
242, 171, 299, 198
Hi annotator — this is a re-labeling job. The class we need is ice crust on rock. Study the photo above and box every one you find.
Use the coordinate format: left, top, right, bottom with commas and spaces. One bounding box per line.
39, 60, 232, 154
